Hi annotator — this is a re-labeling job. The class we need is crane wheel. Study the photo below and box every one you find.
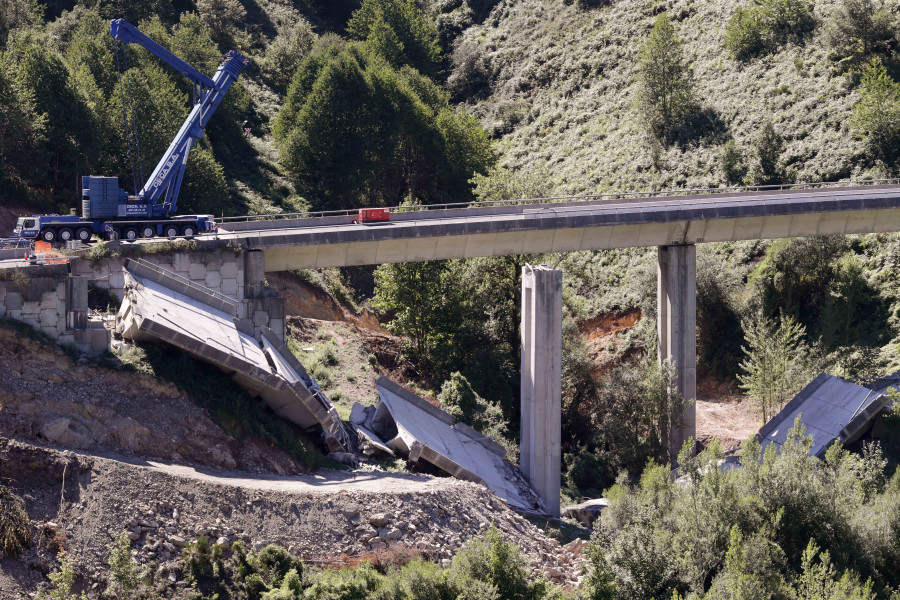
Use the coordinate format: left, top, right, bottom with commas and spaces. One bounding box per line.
59, 228, 74, 242
181, 225, 196, 238
122, 228, 138, 241
40, 229, 56, 243
164, 225, 179, 238
76, 228, 91, 242
140, 225, 155, 238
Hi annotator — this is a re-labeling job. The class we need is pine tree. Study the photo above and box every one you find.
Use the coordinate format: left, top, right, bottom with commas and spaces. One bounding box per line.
636, 13, 696, 144
738, 312, 808, 423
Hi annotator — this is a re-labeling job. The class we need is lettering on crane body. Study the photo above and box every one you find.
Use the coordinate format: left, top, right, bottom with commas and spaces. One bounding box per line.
150, 151, 181, 190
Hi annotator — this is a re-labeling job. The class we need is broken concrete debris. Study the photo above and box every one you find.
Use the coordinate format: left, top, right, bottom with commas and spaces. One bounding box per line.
562, 498, 609, 528
758, 372, 891, 458
116, 258, 349, 452
349, 376, 549, 514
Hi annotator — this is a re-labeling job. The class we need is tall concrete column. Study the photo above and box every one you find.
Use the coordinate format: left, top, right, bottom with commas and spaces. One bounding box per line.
520, 265, 562, 517
657, 245, 697, 463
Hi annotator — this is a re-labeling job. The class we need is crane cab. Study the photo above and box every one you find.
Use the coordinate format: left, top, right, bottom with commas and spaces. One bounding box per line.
13, 217, 40, 239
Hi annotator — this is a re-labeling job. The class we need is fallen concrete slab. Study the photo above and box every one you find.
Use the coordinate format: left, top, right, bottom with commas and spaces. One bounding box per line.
758, 373, 891, 458
864, 371, 900, 409
116, 258, 348, 451
369, 376, 548, 514
563, 498, 608, 528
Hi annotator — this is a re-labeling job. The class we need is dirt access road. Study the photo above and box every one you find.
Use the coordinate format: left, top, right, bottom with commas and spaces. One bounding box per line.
0, 438, 587, 599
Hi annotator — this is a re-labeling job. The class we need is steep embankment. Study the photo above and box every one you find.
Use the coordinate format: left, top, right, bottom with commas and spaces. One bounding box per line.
0, 322, 310, 474
0, 437, 586, 598
450, 0, 861, 192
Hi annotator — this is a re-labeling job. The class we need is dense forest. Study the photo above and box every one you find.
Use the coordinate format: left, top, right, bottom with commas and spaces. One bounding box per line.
4, 0, 900, 595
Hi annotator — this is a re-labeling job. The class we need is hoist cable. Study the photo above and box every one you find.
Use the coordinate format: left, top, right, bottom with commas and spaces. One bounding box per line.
114, 42, 138, 194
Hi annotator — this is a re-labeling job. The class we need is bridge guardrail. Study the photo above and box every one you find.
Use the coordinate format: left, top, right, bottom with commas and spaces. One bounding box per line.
210, 182, 900, 239
216, 179, 900, 226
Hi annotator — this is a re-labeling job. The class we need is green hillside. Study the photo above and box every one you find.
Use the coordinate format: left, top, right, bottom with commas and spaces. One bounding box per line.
440, 0, 879, 191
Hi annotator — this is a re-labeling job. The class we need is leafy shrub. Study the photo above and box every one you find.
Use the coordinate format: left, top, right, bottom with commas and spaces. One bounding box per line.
196, 0, 246, 46
696, 245, 744, 379
0, 484, 31, 558
253, 544, 303, 588
107, 531, 141, 599
826, 0, 896, 71
738, 311, 809, 423
302, 563, 385, 600
585, 422, 900, 599
437, 372, 507, 437
724, 0, 815, 60
346, 0, 443, 77
447, 39, 493, 102
448, 526, 545, 600
724, 7, 767, 60
44, 551, 88, 600
719, 140, 747, 185
183, 535, 225, 588
260, 568, 303, 600
852, 58, 900, 164
747, 120, 785, 185
263, 19, 316, 93
274, 43, 495, 211
563, 361, 686, 497
749, 235, 890, 352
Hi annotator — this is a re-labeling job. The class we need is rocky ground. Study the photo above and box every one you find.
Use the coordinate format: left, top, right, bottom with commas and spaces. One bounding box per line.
0, 437, 588, 598
0, 323, 306, 475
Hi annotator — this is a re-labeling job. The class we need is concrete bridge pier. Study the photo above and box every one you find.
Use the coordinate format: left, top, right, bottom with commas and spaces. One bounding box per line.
520, 265, 562, 517
657, 244, 697, 463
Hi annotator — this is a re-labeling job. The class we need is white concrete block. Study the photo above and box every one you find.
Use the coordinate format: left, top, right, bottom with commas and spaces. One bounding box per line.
108, 271, 126, 291
22, 301, 40, 316
173, 253, 192, 273
220, 259, 239, 279
222, 278, 238, 296
40, 308, 57, 328
253, 310, 269, 327
40, 292, 57, 310
205, 271, 223, 289
188, 262, 206, 280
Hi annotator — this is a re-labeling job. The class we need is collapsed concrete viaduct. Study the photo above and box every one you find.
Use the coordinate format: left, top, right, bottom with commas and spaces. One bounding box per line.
213, 184, 900, 514
6, 183, 900, 515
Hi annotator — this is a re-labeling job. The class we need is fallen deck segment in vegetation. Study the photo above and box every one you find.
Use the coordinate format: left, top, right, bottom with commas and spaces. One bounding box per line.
758, 372, 891, 457
116, 258, 348, 451
352, 377, 548, 514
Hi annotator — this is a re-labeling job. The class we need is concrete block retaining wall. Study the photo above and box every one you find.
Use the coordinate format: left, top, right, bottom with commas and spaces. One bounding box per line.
0, 269, 109, 354
0, 248, 285, 351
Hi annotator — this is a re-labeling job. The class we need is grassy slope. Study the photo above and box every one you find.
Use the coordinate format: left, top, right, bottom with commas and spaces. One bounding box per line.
455, 0, 869, 194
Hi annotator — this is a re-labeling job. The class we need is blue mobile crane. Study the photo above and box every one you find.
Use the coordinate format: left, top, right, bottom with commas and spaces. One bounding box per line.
11, 19, 248, 243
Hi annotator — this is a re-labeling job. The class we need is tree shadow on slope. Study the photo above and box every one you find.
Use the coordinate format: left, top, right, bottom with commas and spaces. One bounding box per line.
672, 106, 730, 147
121, 342, 336, 470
